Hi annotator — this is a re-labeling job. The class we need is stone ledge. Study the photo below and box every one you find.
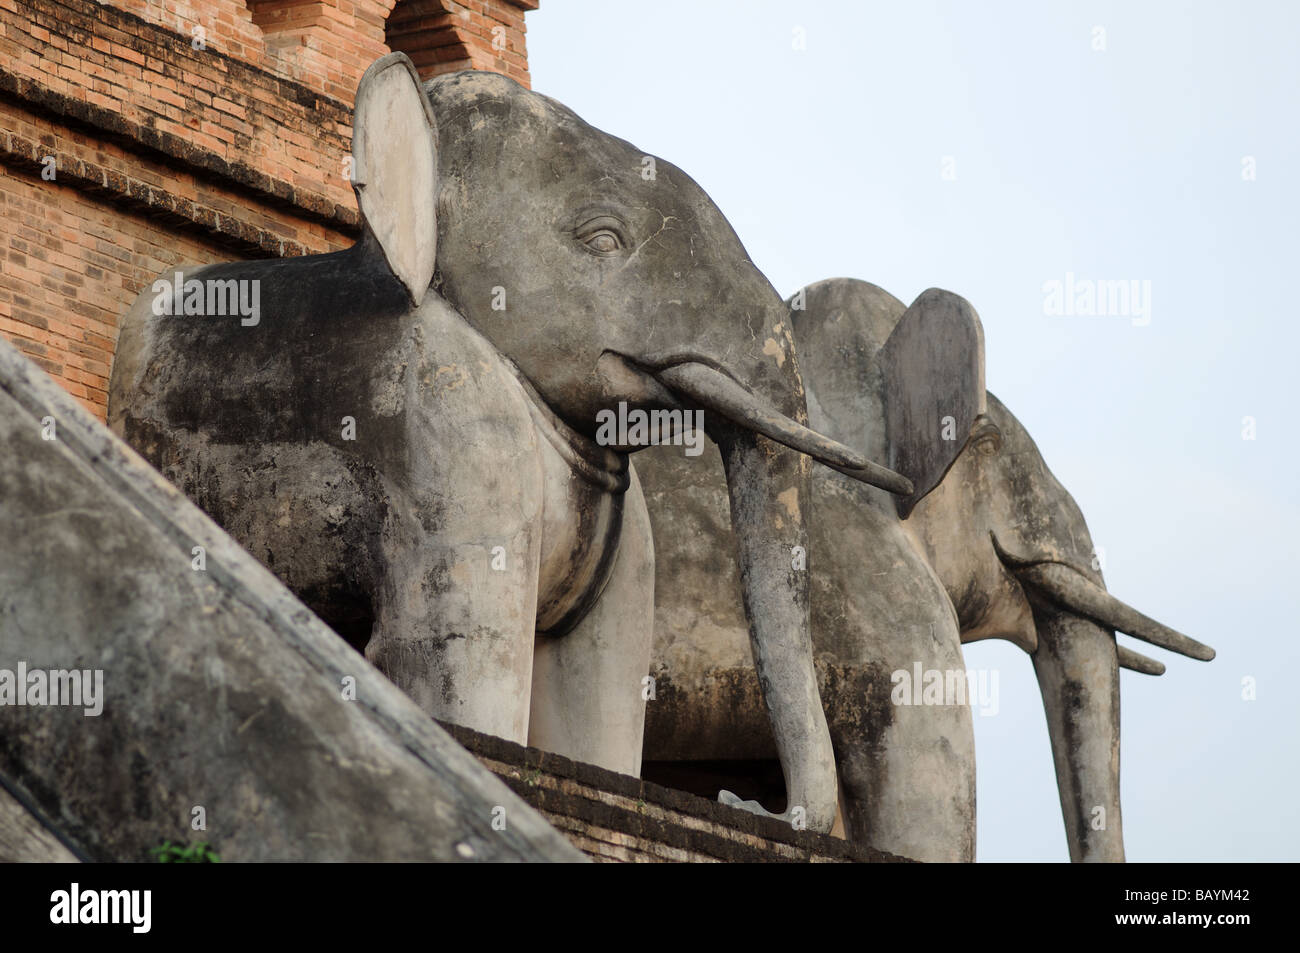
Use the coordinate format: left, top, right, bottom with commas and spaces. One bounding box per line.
0, 336, 582, 863
440, 722, 914, 863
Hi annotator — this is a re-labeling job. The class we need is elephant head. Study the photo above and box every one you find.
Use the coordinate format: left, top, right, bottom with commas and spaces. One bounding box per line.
111, 55, 912, 833
422, 71, 907, 490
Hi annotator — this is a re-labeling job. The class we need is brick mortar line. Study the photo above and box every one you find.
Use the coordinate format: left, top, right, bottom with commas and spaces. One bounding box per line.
0, 69, 361, 237
0, 127, 323, 258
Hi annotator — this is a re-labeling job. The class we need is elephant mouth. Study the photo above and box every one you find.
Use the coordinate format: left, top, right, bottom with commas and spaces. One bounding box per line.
600, 350, 913, 495
993, 534, 1216, 664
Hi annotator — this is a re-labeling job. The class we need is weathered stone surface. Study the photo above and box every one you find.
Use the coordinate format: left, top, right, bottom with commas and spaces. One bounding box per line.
0, 783, 79, 863
638, 441, 977, 862
0, 336, 583, 862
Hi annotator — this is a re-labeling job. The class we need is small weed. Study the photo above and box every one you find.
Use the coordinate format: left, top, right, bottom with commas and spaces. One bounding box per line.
151, 840, 221, 863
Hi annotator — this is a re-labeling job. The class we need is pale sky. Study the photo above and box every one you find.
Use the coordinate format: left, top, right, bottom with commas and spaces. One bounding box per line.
529, 0, 1299, 861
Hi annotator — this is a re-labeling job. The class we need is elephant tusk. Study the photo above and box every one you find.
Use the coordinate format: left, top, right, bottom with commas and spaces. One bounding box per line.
1118, 645, 1166, 676
1017, 562, 1216, 661
655, 361, 914, 495
822, 459, 916, 497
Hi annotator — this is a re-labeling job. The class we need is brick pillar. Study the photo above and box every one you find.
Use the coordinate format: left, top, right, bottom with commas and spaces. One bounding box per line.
387, 0, 537, 88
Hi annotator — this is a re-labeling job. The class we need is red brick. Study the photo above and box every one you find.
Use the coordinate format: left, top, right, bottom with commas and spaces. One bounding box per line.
0, 0, 537, 421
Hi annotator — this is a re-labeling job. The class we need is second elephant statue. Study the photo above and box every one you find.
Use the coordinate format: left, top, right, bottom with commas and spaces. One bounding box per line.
637, 278, 1214, 861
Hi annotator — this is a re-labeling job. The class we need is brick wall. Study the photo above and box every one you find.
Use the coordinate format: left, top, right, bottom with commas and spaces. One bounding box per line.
388, 0, 532, 85
0, 0, 536, 417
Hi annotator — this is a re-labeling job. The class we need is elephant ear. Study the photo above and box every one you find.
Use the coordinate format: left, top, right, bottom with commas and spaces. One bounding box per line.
877, 288, 986, 519
351, 52, 438, 305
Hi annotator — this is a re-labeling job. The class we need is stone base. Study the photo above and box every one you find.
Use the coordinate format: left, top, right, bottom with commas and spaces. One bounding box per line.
441, 723, 913, 863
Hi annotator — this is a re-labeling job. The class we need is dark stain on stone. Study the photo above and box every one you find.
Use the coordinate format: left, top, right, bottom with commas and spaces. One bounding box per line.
128, 749, 152, 822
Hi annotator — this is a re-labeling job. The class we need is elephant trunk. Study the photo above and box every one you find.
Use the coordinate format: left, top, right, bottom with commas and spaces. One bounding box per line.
713, 421, 839, 833
1028, 603, 1125, 862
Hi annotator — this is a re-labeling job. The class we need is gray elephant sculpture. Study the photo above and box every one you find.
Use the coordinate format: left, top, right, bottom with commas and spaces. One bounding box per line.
637, 278, 1214, 861
107, 55, 910, 834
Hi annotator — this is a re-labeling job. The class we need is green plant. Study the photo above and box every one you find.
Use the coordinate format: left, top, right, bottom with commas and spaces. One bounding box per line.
150, 840, 221, 863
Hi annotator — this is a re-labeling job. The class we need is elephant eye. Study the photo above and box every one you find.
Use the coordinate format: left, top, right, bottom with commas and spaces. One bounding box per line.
968, 418, 1003, 456
586, 231, 620, 254
573, 216, 629, 257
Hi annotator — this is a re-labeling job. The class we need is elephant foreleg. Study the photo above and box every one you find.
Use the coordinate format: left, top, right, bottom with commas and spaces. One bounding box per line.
364, 340, 549, 743
528, 465, 656, 776
829, 630, 977, 862
367, 501, 545, 745
1030, 603, 1125, 862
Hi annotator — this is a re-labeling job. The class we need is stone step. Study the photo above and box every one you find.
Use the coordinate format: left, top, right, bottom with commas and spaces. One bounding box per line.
442, 723, 914, 864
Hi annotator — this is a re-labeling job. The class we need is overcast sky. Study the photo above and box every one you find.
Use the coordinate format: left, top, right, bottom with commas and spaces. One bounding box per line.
529, 0, 1299, 861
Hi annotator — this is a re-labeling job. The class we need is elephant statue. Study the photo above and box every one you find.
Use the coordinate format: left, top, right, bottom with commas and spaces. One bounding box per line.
107, 55, 910, 834
636, 278, 1214, 861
